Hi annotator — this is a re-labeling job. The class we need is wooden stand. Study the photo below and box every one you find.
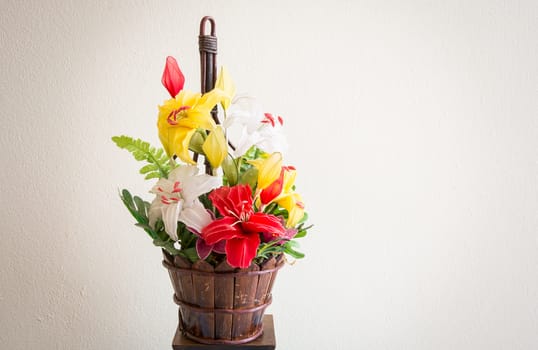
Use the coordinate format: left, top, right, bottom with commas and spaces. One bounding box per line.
173, 315, 276, 350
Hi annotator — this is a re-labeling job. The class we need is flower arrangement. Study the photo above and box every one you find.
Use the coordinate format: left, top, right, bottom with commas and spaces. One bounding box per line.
113, 56, 311, 269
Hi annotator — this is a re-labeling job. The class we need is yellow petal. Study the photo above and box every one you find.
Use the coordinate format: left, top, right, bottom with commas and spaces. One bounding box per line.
183, 109, 216, 130
197, 88, 227, 113
215, 66, 236, 110
249, 152, 282, 190
202, 126, 227, 169
276, 193, 305, 227
282, 168, 297, 194
171, 127, 196, 165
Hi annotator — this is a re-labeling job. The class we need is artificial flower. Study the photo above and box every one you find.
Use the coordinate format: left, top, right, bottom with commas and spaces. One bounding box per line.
273, 167, 305, 227
259, 167, 284, 205
248, 152, 282, 190
179, 200, 226, 259
215, 66, 236, 111
201, 184, 286, 268
223, 95, 288, 158
148, 165, 221, 240
202, 125, 227, 169
157, 89, 225, 164
162, 56, 185, 98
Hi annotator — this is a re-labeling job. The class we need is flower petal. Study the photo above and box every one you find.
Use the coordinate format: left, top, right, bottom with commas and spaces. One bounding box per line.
178, 200, 213, 234
196, 238, 213, 260
180, 173, 222, 205
208, 185, 253, 218
225, 234, 260, 268
242, 212, 286, 238
260, 168, 284, 205
215, 66, 236, 110
248, 152, 282, 190
148, 196, 162, 229
162, 56, 185, 98
203, 125, 227, 169
276, 193, 305, 227
161, 200, 183, 240
213, 240, 226, 254
171, 127, 197, 165
202, 216, 243, 245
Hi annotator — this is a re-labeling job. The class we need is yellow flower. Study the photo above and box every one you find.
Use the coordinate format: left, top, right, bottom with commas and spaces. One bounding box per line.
215, 66, 236, 111
248, 152, 282, 190
157, 89, 225, 164
275, 167, 305, 227
202, 125, 227, 169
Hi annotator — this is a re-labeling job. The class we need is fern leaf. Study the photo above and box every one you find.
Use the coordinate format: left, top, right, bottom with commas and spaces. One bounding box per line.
112, 135, 171, 179
140, 164, 159, 174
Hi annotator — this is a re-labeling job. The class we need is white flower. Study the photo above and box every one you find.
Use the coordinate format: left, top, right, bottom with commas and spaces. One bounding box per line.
224, 95, 287, 157
148, 165, 221, 240
178, 200, 212, 235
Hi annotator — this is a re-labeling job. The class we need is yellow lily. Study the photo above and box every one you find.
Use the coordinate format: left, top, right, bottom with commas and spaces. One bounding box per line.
274, 167, 305, 227
215, 66, 236, 111
157, 89, 225, 164
248, 152, 282, 190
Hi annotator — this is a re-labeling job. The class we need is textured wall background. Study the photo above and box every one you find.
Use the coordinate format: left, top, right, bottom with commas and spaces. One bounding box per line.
1, 1, 537, 349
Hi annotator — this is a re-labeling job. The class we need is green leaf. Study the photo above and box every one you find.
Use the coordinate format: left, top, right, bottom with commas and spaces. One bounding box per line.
294, 230, 308, 239
283, 241, 305, 259
133, 196, 147, 217
140, 163, 159, 174
121, 189, 134, 208
119, 189, 157, 240
144, 172, 161, 180
112, 135, 171, 179
181, 247, 200, 263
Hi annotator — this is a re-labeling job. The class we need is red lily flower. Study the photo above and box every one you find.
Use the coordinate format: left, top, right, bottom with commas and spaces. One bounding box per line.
201, 184, 286, 268
161, 56, 185, 98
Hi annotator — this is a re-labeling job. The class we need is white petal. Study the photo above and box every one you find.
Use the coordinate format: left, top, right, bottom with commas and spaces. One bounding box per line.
169, 165, 198, 182
181, 174, 222, 204
149, 177, 173, 195
161, 200, 183, 241
178, 200, 212, 234
148, 196, 162, 229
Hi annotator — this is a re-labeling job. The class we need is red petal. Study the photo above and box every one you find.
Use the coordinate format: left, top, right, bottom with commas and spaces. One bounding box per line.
260, 169, 284, 204
201, 217, 243, 245
162, 56, 185, 97
225, 234, 260, 268
196, 238, 213, 260
242, 213, 286, 237
209, 185, 253, 218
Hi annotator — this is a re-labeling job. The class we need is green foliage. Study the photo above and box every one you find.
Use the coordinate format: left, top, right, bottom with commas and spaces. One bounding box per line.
119, 189, 180, 255
282, 240, 305, 259
112, 135, 171, 179
255, 238, 305, 263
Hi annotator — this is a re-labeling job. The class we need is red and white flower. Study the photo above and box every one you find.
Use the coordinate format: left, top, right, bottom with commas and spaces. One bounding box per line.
148, 165, 221, 240
223, 95, 288, 157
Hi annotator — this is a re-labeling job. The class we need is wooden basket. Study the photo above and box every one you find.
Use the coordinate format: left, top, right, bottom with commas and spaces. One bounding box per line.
162, 251, 284, 345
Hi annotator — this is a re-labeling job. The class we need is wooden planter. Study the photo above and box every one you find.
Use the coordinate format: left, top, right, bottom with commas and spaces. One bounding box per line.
162, 251, 284, 345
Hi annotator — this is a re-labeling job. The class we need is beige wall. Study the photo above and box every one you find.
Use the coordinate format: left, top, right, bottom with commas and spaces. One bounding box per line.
1, 1, 537, 349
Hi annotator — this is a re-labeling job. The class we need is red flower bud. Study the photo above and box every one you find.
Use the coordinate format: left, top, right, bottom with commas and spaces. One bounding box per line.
161, 56, 185, 98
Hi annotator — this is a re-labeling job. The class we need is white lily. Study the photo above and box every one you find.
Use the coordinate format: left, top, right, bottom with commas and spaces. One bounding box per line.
224, 95, 288, 158
148, 165, 221, 240
178, 200, 213, 235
